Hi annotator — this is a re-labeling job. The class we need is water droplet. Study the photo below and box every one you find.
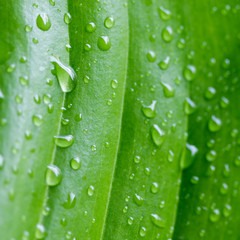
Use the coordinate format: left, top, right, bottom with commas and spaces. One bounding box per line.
32, 114, 43, 126
51, 56, 76, 93
97, 36, 111, 51
177, 38, 186, 49
223, 204, 231, 217
45, 165, 62, 186
206, 165, 215, 176
60, 217, 67, 226
0, 155, 4, 170
234, 156, 240, 166
205, 87, 216, 100
86, 22, 96, 33
49, 0, 55, 6
53, 135, 74, 148
168, 150, 174, 162
158, 56, 170, 70
36, 13, 51, 31
158, 6, 171, 21
91, 145, 97, 151
183, 65, 197, 81
35, 224, 46, 239
206, 150, 217, 162
88, 185, 94, 196
139, 227, 146, 237
70, 157, 81, 170
208, 115, 222, 132
150, 214, 165, 228
184, 97, 197, 114
134, 193, 144, 206
20, 56, 27, 63
128, 217, 134, 225
43, 94, 51, 104
220, 183, 228, 195
64, 13, 72, 24
151, 124, 165, 147
161, 82, 175, 98
150, 182, 159, 193
220, 96, 229, 108
191, 176, 199, 184
24, 25, 32, 32
104, 17, 115, 29
63, 192, 76, 209
74, 113, 82, 122
181, 143, 198, 169
134, 155, 141, 164
162, 26, 173, 42
209, 209, 220, 222
19, 76, 29, 86
142, 100, 157, 118
146, 51, 156, 62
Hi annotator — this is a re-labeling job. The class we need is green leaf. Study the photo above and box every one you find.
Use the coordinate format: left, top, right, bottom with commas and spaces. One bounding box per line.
0, 0, 239, 240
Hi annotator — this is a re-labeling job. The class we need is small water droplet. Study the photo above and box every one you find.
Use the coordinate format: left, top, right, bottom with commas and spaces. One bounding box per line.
223, 204, 231, 217
139, 227, 146, 237
32, 114, 43, 126
206, 150, 217, 162
45, 165, 62, 187
24, 25, 32, 32
53, 135, 74, 148
208, 115, 222, 132
142, 100, 157, 119
86, 22, 96, 33
0, 155, 4, 170
205, 87, 216, 100
162, 26, 173, 42
161, 82, 175, 98
180, 143, 198, 169
128, 217, 134, 225
209, 209, 220, 222
88, 185, 94, 196
104, 17, 115, 29
134, 193, 144, 206
184, 97, 197, 114
151, 124, 165, 147
183, 65, 197, 81
150, 182, 159, 193
146, 51, 156, 62
64, 13, 72, 24
158, 56, 170, 70
70, 157, 81, 170
158, 6, 171, 21
35, 224, 46, 239
36, 13, 51, 31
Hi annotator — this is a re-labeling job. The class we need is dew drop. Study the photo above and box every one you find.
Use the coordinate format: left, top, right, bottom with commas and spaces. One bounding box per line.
150, 182, 159, 193
0, 155, 4, 170
220, 96, 229, 108
32, 114, 43, 126
128, 217, 134, 225
208, 115, 222, 132
223, 204, 231, 217
70, 157, 81, 170
205, 87, 216, 100
51, 56, 76, 93
158, 6, 171, 21
142, 100, 157, 119
36, 13, 51, 31
209, 209, 220, 222
139, 227, 146, 237
111, 79, 118, 89
86, 22, 96, 33
63, 192, 76, 209
162, 26, 173, 43
151, 124, 165, 147
183, 65, 197, 81
150, 214, 165, 228
35, 224, 46, 239
206, 150, 217, 162
158, 56, 170, 70
104, 17, 115, 29
97, 36, 111, 51
146, 51, 156, 62
24, 25, 32, 32
64, 13, 72, 24
184, 97, 197, 115
134, 193, 144, 206
88, 185, 94, 196
45, 165, 62, 187
53, 135, 74, 148
161, 82, 175, 98
180, 143, 198, 169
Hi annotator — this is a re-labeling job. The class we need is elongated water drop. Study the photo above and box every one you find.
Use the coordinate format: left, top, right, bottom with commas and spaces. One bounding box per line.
161, 82, 175, 98
151, 124, 165, 147
54, 135, 74, 148
180, 143, 198, 169
134, 193, 144, 206
63, 192, 76, 209
184, 97, 197, 114
51, 56, 76, 93
142, 100, 157, 118
36, 13, 51, 31
150, 214, 165, 228
45, 165, 62, 186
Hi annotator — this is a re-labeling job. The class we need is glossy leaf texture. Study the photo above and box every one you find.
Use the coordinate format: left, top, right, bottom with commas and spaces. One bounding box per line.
0, 0, 239, 240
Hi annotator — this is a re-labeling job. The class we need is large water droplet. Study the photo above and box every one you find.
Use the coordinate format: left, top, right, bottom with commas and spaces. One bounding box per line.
36, 13, 51, 31
150, 214, 165, 228
54, 135, 74, 148
51, 56, 76, 93
151, 124, 165, 147
158, 6, 171, 21
97, 36, 111, 51
45, 165, 62, 187
142, 100, 157, 118
208, 115, 222, 132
